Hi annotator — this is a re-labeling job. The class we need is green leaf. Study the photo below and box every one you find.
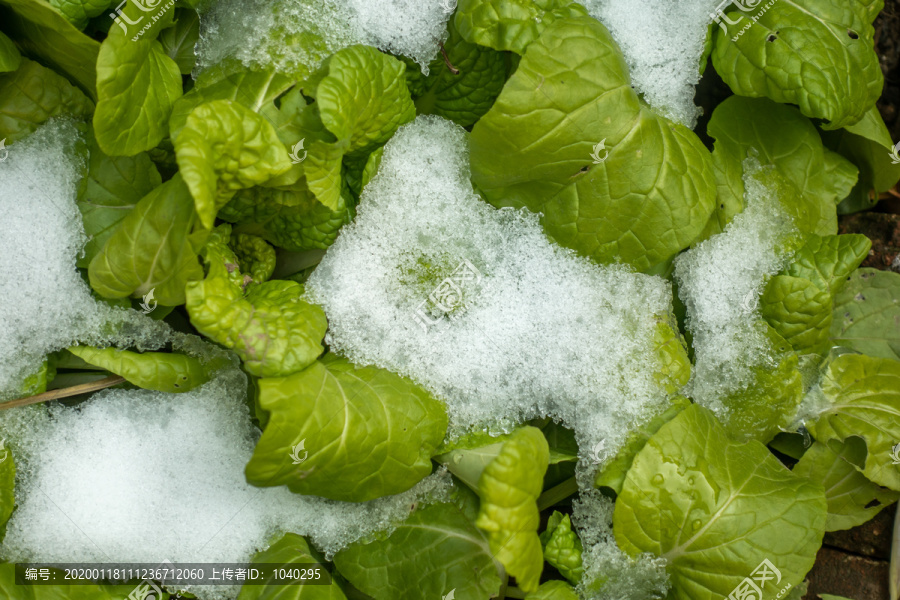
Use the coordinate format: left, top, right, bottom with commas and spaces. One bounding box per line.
807, 353, 900, 491
474, 426, 549, 592
614, 404, 826, 600
238, 533, 345, 600
704, 96, 858, 238
760, 275, 833, 354
93, 16, 182, 156
157, 8, 200, 75
822, 106, 900, 214
245, 355, 448, 502
594, 396, 691, 494
334, 502, 502, 600
525, 580, 579, 600
0, 57, 93, 144
0, 440, 15, 540
303, 139, 344, 211
76, 133, 162, 267
0, 31, 22, 73
185, 253, 327, 377
88, 173, 204, 306
315, 45, 416, 158
0, 0, 100, 98
454, 0, 588, 54
711, 0, 883, 130
414, 16, 507, 128
175, 99, 293, 229
784, 234, 871, 297
232, 232, 276, 283
47, 0, 109, 30
540, 512, 583, 584
65, 345, 209, 393
470, 17, 717, 272
793, 439, 899, 532
831, 269, 900, 361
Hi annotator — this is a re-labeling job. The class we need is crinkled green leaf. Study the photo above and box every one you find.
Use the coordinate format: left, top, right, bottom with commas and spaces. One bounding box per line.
245, 354, 448, 502
474, 426, 549, 592
76, 133, 162, 267
652, 317, 691, 394
333, 502, 502, 600
822, 106, 900, 214
793, 438, 899, 532
175, 99, 293, 229
0, 57, 93, 144
0, 0, 100, 97
304, 139, 344, 210
807, 353, 900, 491
232, 233, 276, 283
93, 0, 181, 156
157, 8, 200, 75
703, 96, 857, 238
0, 31, 22, 73
238, 533, 344, 600
454, 0, 588, 54
315, 45, 416, 158
525, 580, 579, 600
222, 184, 354, 252
0, 440, 14, 539
711, 0, 883, 130
614, 404, 826, 600
66, 345, 210, 393
540, 511, 583, 584
47, 0, 109, 30
761, 275, 833, 354
784, 234, 871, 296
470, 17, 717, 272
414, 15, 507, 127
831, 269, 900, 360
594, 396, 691, 494
88, 174, 204, 306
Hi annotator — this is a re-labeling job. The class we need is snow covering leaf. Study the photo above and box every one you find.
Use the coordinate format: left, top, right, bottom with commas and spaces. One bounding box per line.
88, 174, 204, 306
333, 502, 502, 600
245, 355, 448, 502
712, 0, 883, 130
0, 58, 93, 144
175, 99, 293, 229
93, 1, 181, 156
614, 404, 826, 600
703, 96, 857, 238
470, 16, 716, 272
238, 533, 346, 600
807, 353, 900, 491
455, 0, 587, 54
66, 345, 210, 394
793, 439, 899, 532
830, 269, 900, 361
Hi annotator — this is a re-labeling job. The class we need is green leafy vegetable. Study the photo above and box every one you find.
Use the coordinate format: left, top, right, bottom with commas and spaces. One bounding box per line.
455, 0, 587, 54
66, 345, 209, 393
830, 268, 900, 361
0, 31, 22, 73
525, 580, 579, 600
238, 533, 345, 600
540, 511, 583, 584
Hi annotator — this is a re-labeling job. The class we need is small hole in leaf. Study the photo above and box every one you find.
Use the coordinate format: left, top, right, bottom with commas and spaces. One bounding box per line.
766, 33, 777, 42
720, 203, 725, 209
579, 166, 589, 173
848, 29, 859, 39
864, 499, 882, 509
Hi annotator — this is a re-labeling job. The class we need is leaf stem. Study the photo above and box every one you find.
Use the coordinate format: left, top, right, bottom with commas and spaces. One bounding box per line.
440, 43, 460, 75
1, 375, 126, 410
504, 586, 526, 599
537, 475, 579, 511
